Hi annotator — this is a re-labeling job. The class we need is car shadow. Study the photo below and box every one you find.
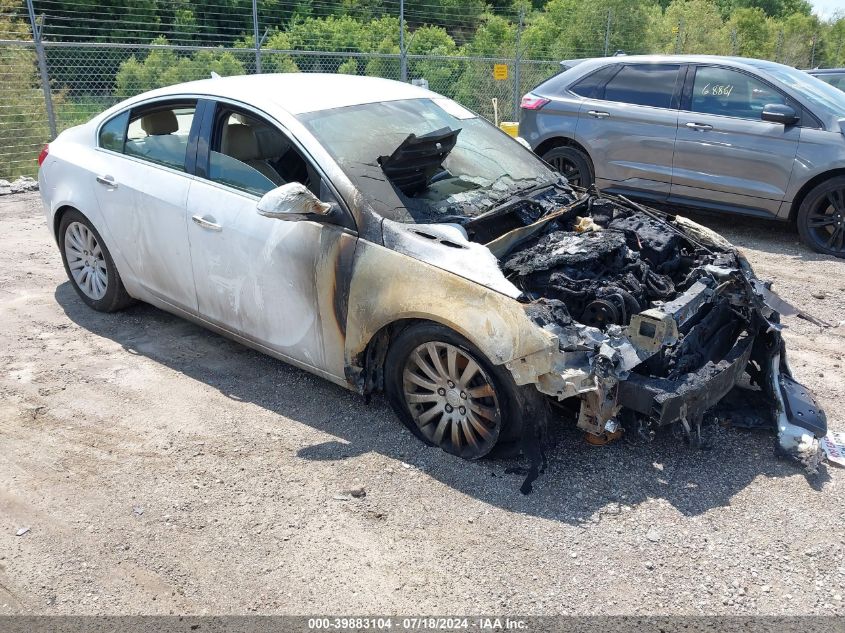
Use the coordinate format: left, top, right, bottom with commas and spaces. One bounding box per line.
55, 282, 831, 525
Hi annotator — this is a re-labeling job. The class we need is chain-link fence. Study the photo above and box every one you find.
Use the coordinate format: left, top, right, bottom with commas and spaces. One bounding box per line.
3, 0, 843, 179
0, 38, 559, 179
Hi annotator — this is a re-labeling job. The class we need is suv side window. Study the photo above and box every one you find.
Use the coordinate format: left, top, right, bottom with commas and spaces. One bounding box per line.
124, 102, 197, 171
600, 64, 680, 108
691, 66, 787, 120
207, 107, 319, 197
569, 65, 619, 99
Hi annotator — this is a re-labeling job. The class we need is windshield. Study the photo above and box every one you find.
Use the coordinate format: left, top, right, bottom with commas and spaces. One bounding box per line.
298, 98, 557, 223
753, 63, 845, 116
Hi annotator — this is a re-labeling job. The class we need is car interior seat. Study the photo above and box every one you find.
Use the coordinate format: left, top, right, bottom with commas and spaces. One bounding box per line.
130, 110, 188, 167
222, 124, 285, 185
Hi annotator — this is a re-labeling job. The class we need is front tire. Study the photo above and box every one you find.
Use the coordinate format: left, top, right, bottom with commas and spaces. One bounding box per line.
384, 323, 525, 460
541, 145, 594, 188
58, 210, 134, 312
797, 176, 845, 258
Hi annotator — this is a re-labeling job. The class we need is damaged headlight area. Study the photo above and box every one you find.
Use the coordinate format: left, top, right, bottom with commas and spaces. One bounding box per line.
491, 189, 828, 476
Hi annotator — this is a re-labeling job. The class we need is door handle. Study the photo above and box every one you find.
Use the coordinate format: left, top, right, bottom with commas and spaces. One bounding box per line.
192, 215, 222, 231
587, 110, 610, 119
96, 175, 117, 187
685, 122, 713, 131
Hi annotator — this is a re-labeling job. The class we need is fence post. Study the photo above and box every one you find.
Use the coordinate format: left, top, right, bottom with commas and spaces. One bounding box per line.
603, 9, 611, 57
730, 27, 738, 56
809, 33, 816, 68
399, 0, 407, 82
252, 0, 262, 73
674, 18, 684, 54
25, 0, 57, 140
774, 29, 783, 63
512, 6, 524, 122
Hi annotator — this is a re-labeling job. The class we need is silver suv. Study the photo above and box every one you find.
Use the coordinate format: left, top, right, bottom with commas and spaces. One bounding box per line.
519, 55, 845, 257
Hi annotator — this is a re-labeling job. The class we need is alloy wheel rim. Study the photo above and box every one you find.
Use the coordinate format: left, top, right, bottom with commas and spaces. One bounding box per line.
64, 222, 108, 300
808, 188, 845, 254
402, 342, 501, 459
550, 157, 582, 186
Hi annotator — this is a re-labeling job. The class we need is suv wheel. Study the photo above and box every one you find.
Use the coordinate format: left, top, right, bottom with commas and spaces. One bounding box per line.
797, 176, 845, 258
542, 145, 593, 188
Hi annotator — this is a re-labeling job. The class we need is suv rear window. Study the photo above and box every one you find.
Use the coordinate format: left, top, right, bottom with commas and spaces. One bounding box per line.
600, 64, 680, 109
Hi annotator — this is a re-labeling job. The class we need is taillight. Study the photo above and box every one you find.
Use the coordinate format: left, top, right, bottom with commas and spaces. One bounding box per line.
520, 94, 550, 111
37, 144, 49, 167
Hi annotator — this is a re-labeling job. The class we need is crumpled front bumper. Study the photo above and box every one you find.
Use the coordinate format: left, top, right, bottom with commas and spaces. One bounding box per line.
616, 334, 754, 426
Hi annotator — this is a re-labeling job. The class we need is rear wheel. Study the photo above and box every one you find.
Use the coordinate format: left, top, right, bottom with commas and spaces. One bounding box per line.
797, 176, 845, 258
384, 323, 524, 459
58, 210, 134, 312
542, 145, 593, 188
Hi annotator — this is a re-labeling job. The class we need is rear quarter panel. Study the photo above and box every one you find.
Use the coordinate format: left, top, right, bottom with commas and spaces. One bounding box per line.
520, 95, 583, 151
39, 124, 136, 292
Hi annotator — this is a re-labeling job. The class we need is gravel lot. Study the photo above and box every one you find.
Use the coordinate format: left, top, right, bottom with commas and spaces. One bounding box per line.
1, 191, 844, 616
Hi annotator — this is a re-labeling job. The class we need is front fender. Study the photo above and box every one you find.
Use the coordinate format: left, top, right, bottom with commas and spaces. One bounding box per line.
344, 240, 557, 387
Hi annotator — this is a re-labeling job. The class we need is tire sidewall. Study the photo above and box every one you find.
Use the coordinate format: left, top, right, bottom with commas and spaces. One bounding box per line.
542, 145, 594, 187
383, 323, 525, 459
797, 176, 845, 258
58, 210, 125, 311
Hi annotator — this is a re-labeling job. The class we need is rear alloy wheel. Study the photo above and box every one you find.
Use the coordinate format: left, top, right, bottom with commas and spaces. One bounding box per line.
384, 323, 524, 459
64, 221, 108, 301
541, 145, 593, 188
797, 176, 845, 258
58, 210, 134, 312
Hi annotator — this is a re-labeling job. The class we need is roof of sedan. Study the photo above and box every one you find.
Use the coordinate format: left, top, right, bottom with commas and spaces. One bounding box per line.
135, 73, 438, 115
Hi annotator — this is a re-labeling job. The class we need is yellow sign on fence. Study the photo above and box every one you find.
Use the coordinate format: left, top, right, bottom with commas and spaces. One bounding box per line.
493, 64, 508, 81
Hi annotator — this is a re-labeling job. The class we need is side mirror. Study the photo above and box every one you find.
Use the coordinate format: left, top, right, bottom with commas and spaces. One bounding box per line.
761, 104, 798, 126
256, 182, 331, 220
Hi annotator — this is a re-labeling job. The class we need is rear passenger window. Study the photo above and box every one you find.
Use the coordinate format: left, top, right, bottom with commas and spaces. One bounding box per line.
691, 66, 787, 120
569, 65, 618, 99
124, 103, 197, 171
601, 64, 680, 109
98, 111, 128, 152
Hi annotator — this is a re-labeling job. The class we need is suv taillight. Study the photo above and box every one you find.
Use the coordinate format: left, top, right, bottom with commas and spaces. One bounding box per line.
37, 144, 49, 167
520, 93, 550, 110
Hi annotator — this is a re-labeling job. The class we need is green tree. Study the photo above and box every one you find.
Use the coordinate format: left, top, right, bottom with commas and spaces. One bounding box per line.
731, 0, 812, 18
726, 7, 773, 57
774, 12, 821, 66
115, 38, 246, 96
654, 0, 730, 54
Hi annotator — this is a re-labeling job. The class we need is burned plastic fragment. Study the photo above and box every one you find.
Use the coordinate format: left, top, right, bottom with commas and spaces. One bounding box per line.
378, 127, 459, 196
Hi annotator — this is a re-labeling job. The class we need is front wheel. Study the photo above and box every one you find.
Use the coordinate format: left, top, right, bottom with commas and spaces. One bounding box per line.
797, 176, 845, 258
384, 323, 524, 460
58, 210, 134, 312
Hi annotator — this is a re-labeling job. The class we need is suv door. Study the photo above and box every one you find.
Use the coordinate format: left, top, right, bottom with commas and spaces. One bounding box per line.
92, 100, 199, 312
574, 62, 683, 200
185, 100, 356, 381
671, 64, 800, 216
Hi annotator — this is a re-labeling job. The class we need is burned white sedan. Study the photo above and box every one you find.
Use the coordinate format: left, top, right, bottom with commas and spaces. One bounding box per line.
38, 74, 827, 491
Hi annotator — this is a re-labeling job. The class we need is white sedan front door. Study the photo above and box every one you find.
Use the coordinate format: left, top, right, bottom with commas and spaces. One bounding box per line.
185, 104, 355, 379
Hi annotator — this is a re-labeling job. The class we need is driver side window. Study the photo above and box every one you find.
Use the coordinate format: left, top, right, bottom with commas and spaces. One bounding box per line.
208, 107, 316, 197
691, 66, 787, 120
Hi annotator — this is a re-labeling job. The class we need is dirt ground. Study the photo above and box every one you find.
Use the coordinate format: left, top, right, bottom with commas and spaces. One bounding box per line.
1, 191, 844, 616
